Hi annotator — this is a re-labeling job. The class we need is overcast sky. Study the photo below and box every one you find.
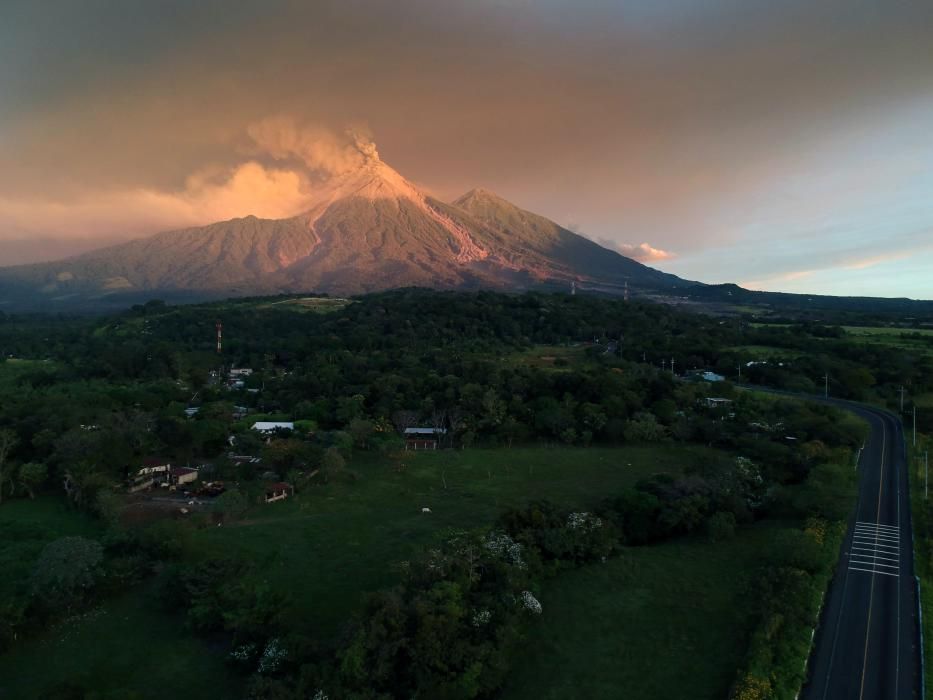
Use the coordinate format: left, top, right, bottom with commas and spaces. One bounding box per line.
2, 0, 933, 297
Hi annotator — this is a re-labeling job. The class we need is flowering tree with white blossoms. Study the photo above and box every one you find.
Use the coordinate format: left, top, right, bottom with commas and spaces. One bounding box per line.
519, 590, 542, 614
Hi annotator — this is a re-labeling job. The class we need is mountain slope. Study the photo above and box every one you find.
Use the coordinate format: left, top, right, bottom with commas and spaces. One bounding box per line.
0, 155, 694, 308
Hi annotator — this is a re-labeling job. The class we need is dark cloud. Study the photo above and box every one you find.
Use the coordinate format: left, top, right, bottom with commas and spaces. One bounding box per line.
1, 0, 932, 295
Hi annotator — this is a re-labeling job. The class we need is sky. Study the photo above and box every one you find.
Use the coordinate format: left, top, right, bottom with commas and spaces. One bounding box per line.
1, 0, 933, 298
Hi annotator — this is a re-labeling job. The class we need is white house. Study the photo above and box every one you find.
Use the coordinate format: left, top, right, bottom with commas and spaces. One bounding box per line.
251, 421, 295, 434
170, 467, 199, 486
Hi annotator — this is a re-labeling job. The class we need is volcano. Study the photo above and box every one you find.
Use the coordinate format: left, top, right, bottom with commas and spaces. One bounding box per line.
0, 148, 694, 308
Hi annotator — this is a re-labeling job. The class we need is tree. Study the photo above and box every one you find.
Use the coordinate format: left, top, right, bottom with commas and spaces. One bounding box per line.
18, 462, 47, 500
31, 536, 104, 611
321, 447, 345, 482
348, 418, 375, 449
215, 489, 249, 522
0, 429, 18, 505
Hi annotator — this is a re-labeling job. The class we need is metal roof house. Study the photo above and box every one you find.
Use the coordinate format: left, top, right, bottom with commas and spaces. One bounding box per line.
403, 427, 447, 450
251, 421, 295, 434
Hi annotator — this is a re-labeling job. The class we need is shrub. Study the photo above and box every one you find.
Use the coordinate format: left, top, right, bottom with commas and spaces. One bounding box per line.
707, 511, 737, 542
31, 536, 104, 612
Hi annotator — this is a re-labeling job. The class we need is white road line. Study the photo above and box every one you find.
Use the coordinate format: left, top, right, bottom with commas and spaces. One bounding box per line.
851, 539, 900, 549
853, 526, 899, 535
848, 566, 899, 577
852, 535, 900, 549
855, 521, 899, 530
853, 525, 899, 533
853, 530, 900, 540
850, 551, 900, 563
855, 524, 899, 531
849, 559, 899, 569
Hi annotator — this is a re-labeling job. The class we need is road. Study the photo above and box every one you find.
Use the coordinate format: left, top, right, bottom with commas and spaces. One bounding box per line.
801, 400, 921, 699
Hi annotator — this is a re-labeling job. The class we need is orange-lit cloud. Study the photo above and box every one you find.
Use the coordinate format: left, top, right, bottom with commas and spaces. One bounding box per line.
615, 242, 674, 263
584, 235, 673, 263
0, 161, 314, 240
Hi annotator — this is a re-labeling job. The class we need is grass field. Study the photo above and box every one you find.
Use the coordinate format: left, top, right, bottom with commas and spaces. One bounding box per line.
501, 524, 784, 700
0, 445, 718, 698
194, 445, 712, 639
0, 588, 241, 699
502, 344, 593, 370
842, 326, 933, 357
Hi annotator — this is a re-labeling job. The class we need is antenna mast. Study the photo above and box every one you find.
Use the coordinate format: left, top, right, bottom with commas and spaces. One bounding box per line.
216, 320, 223, 354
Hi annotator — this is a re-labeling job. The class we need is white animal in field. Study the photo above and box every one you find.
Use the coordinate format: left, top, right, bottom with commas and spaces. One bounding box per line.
421, 507, 432, 514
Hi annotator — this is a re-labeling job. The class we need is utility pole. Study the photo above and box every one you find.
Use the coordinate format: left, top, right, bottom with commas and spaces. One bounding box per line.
900, 386, 907, 413
823, 373, 829, 399
671, 358, 675, 376
914, 406, 917, 447
925, 450, 928, 500
737, 363, 742, 380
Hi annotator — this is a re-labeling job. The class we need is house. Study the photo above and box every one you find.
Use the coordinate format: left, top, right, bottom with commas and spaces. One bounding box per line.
251, 421, 294, 434
701, 398, 733, 409
264, 482, 293, 503
137, 458, 172, 476
128, 476, 155, 493
170, 467, 199, 486
687, 370, 726, 383
404, 427, 447, 450
229, 454, 262, 465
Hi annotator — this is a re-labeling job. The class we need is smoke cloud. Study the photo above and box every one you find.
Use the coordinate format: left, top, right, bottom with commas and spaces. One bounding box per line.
245, 116, 380, 176
0, 117, 389, 242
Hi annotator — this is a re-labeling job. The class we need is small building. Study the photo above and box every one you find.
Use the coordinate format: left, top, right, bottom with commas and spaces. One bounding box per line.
251, 421, 294, 434
687, 370, 726, 383
229, 454, 262, 465
137, 458, 172, 476
701, 397, 733, 409
404, 427, 447, 450
128, 476, 155, 493
229, 368, 253, 377
265, 482, 294, 503
170, 467, 199, 486
184, 407, 200, 418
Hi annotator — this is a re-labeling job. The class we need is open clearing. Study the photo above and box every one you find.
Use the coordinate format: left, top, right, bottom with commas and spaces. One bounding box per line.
195, 445, 714, 639
501, 525, 781, 700
0, 445, 720, 698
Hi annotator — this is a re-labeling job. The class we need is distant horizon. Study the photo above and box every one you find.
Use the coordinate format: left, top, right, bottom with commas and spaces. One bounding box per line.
2, 1, 933, 298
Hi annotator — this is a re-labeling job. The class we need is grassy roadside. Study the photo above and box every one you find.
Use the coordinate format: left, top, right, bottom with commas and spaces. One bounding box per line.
908, 430, 933, 699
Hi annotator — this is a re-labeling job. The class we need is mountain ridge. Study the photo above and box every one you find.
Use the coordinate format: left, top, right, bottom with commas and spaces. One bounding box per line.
0, 154, 694, 309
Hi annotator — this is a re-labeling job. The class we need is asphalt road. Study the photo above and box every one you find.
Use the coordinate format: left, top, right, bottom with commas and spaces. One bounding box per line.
801, 400, 921, 700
